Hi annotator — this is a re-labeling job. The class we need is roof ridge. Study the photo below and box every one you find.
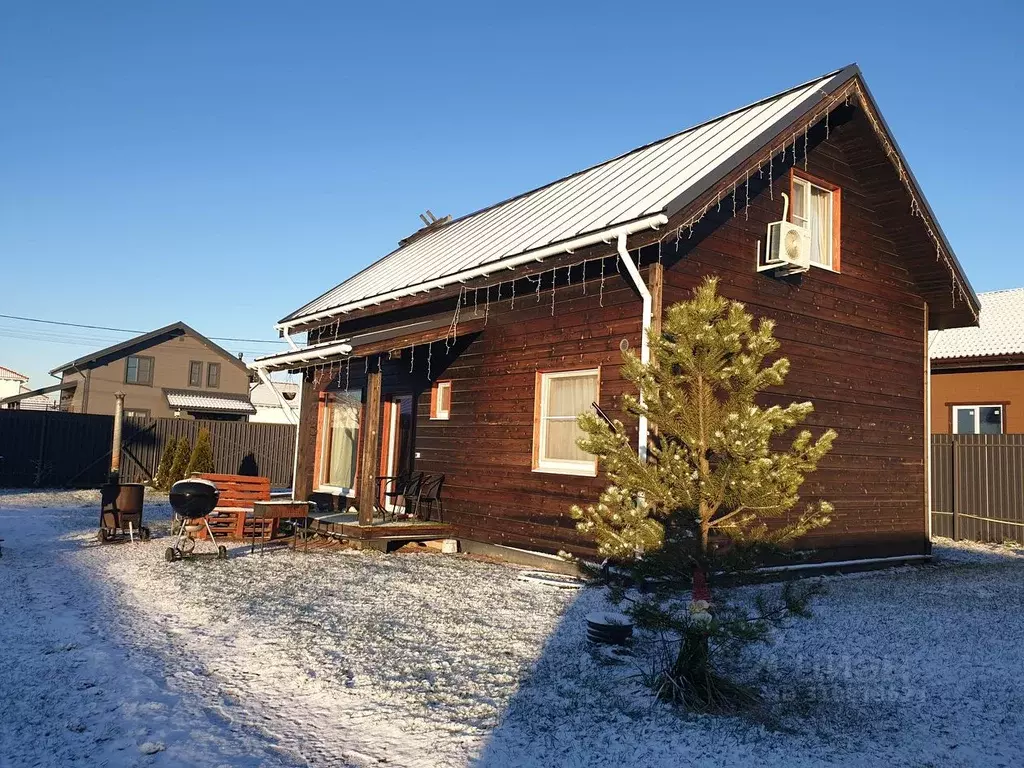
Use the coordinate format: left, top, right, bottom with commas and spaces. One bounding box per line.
424, 66, 850, 235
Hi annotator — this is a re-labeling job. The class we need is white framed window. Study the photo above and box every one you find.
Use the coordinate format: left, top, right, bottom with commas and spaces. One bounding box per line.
532, 368, 599, 476
319, 390, 363, 492
952, 404, 1003, 435
430, 380, 451, 420
790, 172, 840, 270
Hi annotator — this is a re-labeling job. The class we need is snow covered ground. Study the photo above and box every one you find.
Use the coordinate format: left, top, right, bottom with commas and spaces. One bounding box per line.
1, 489, 1023, 767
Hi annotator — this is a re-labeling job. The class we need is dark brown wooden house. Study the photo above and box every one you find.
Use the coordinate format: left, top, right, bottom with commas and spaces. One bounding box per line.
254, 65, 979, 563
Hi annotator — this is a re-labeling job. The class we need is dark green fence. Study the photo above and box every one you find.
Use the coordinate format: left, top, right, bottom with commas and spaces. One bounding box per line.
0, 411, 296, 488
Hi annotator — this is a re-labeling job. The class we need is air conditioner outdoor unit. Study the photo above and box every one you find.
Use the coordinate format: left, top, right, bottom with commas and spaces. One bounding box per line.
757, 192, 811, 274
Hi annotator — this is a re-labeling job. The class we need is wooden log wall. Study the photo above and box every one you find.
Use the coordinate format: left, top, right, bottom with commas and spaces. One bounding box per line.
658, 112, 928, 561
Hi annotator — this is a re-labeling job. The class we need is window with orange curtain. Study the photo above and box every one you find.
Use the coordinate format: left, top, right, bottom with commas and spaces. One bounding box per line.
430, 380, 452, 420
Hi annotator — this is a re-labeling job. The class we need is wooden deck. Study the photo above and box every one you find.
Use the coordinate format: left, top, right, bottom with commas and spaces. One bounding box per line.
308, 511, 452, 543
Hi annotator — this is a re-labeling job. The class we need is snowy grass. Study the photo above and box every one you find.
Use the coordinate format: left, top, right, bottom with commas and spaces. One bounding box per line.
2, 491, 1023, 767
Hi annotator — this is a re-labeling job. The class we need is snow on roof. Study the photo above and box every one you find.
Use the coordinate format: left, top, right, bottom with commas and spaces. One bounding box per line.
930, 288, 1024, 360
283, 68, 851, 324
0, 365, 29, 381
163, 389, 256, 414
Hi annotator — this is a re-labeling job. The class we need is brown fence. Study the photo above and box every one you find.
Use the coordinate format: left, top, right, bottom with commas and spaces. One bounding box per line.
931, 434, 1024, 543
0, 411, 296, 489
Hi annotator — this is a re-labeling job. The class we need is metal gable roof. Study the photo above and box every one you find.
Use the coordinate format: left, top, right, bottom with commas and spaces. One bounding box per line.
282, 67, 852, 326
930, 288, 1024, 361
50, 321, 249, 376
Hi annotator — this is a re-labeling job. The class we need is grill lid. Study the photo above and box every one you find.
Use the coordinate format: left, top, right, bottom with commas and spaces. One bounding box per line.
169, 478, 220, 518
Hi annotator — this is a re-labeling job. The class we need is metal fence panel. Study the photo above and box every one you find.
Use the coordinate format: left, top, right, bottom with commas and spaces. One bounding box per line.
931, 434, 1024, 543
0, 411, 114, 487
0, 411, 295, 488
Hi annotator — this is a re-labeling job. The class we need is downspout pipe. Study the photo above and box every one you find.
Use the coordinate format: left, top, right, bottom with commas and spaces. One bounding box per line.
254, 366, 299, 426
616, 230, 659, 463
290, 375, 303, 500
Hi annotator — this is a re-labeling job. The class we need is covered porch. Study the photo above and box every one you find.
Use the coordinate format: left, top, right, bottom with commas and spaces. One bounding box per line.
252, 310, 483, 546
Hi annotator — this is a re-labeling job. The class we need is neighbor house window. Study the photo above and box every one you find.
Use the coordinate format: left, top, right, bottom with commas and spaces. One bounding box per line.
532, 368, 599, 476
125, 355, 154, 386
952, 405, 1003, 434
124, 408, 150, 419
320, 390, 362, 491
207, 362, 221, 388
790, 170, 841, 270
430, 380, 452, 420
188, 361, 203, 388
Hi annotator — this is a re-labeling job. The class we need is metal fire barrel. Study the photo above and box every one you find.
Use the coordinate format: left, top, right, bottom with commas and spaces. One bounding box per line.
100, 483, 146, 530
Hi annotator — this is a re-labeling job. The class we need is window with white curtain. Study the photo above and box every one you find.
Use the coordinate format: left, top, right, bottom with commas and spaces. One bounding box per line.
952, 404, 1003, 435
320, 390, 363, 491
533, 368, 599, 476
791, 175, 836, 269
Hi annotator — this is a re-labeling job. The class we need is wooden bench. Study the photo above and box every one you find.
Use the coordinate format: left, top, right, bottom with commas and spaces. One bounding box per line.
193, 473, 272, 540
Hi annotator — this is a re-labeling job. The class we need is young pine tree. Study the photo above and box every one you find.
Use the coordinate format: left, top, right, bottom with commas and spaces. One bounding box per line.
166, 437, 192, 488
570, 276, 837, 711
155, 439, 177, 490
185, 429, 215, 477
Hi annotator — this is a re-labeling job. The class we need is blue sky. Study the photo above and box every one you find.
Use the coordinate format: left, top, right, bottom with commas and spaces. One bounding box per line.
1, 1, 1020, 388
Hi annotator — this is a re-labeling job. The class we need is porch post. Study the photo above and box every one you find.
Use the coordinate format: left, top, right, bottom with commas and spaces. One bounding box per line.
293, 372, 319, 501
358, 365, 383, 526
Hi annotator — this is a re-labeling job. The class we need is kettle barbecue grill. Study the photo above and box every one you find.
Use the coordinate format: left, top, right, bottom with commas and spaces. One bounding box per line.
166, 478, 228, 561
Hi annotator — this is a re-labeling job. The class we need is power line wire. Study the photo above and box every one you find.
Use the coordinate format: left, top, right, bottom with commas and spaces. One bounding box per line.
0, 313, 286, 345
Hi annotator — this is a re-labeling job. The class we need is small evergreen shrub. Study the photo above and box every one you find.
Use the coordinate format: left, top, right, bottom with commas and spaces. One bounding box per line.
185, 429, 215, 477
155, 439, 177, 490
166, 437, 192, 488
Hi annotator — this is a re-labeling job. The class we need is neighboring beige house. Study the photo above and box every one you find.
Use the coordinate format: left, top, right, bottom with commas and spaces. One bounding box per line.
249, 380, 299, 424
0, 366, 29, 403
0, 366, 58, 411
22, 322, 256, 420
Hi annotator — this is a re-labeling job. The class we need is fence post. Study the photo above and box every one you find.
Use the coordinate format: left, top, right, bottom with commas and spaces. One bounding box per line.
951, 435, 960, 541
33, 412, 49, 487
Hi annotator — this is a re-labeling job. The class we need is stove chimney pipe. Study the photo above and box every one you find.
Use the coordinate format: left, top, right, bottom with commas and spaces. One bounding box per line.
110, 391, 125, 483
